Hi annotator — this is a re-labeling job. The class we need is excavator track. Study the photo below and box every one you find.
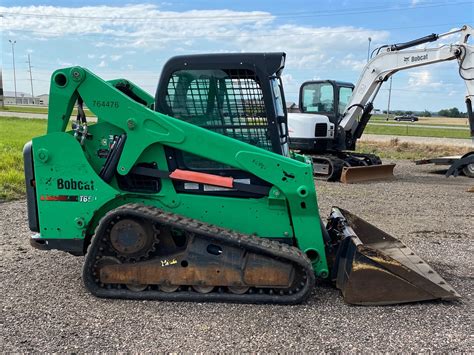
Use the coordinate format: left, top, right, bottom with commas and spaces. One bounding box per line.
83, 203, 315, 304
311, 155, 346, 181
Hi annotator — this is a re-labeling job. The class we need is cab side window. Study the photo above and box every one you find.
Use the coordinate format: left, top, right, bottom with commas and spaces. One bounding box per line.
339, 87, 353, 115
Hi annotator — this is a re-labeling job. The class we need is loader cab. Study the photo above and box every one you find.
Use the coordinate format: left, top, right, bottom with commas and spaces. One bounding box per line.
155, 53, 289, 156
153, 53, 290, 197
299, 80, 354, 127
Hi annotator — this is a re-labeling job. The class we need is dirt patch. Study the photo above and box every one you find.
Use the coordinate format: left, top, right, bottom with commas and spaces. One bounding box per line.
357, 138, 472, 160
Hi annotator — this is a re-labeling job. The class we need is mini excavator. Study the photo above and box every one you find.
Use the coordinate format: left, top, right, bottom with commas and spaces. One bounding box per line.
288, 25, 474, 182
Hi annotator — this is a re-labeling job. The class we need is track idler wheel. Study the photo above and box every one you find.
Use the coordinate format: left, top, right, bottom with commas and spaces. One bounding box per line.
228, 286, 250, 295
126, 283, 148, 292
159, 284, 179, 293
192, 285, 214, 294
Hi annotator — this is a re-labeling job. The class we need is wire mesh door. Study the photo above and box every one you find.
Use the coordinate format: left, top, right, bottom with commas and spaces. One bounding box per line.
165, 68, 273, 152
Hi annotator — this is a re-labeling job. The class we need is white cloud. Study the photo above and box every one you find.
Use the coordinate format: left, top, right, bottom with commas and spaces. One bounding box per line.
110, 55, 122, 61
0, 5, 274, 43
281, 74, 294, 86
340, 54, 366, 71
0, 4, 393, 101
0, 4, 388, 71
407, 70, 443, 88
57, 59, 73, 66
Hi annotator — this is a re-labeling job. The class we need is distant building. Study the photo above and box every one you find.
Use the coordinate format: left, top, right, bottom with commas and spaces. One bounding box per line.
3, 91, 49, 106
36, 94, 49, 106
286, 102, 299, 113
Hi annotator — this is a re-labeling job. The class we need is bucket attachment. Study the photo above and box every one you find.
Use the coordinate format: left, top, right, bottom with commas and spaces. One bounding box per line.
340, 164, 396, 184
326, 207, 460, 305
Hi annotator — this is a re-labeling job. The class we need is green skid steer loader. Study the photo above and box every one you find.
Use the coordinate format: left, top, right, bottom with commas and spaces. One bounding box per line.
23, 53, 459, 305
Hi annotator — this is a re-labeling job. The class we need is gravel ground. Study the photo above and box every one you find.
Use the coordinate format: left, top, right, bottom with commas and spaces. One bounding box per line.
1, 160, 472, 352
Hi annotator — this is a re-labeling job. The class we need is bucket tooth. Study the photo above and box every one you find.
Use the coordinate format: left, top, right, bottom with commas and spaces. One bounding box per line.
327, 207, 461, 305
340, 164, 396, 183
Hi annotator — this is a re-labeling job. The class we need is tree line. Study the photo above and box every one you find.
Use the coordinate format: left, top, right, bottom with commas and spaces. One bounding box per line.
437, 107, 468, 118
382, 108, 468, 118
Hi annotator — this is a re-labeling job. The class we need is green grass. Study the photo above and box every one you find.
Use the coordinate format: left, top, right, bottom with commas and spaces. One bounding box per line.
0, 105, 95, 117
0, 105, 49, 114
367, 120, 470, 128
0, 117, 47, 201
370, 114, 469, 125
363, 124, 470, 139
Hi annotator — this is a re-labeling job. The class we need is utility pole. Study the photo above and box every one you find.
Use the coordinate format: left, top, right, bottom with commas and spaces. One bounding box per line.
386, 76, 393, 121
27, 54, 35, 104
8, 39, 17, 105
0, 70, 4, 108
367, 37, 372, 62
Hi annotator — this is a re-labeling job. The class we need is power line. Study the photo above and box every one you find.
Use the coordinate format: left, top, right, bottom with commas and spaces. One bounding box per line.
1, 1, 471, 22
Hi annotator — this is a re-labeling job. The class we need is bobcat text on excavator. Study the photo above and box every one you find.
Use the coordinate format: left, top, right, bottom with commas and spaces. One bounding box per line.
24, 52, 460, 305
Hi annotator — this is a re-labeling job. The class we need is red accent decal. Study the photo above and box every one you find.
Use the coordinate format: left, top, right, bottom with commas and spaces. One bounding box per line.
169, 169, 234, 188
40, 195, 79, 202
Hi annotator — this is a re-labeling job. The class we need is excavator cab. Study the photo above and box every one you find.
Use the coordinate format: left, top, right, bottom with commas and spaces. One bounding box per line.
297, 80, 354, 153
299, 80, 354, 126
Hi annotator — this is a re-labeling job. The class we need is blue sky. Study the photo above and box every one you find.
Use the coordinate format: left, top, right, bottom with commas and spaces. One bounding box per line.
1, 0, 473, 111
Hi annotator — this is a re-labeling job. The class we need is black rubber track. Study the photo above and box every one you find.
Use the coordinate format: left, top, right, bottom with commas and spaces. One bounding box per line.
311, 155, 345, 181
83, 203, 316, 304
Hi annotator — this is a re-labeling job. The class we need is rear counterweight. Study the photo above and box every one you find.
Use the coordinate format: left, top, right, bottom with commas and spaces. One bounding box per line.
23, 141, 39, 232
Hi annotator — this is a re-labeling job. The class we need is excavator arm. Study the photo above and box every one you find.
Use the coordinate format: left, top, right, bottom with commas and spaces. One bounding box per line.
340, 25, 474, 143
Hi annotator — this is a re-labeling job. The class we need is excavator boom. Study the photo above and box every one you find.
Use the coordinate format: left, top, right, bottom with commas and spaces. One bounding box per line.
341, 25, 474, 137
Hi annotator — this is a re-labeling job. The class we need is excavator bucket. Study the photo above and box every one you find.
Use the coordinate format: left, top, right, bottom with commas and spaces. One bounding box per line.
340, 164, 396, 184
326, 207, 460, 305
